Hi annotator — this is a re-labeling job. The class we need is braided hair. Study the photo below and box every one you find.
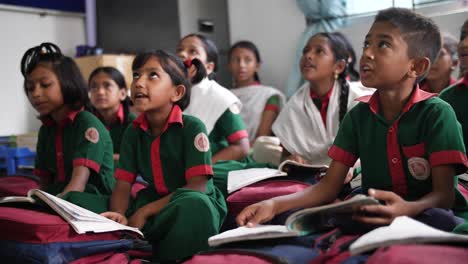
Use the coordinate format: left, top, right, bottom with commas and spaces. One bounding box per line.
180, 34, 218, 81
131, 50, 207, 111
312, 33, 350, 122
89, 67, 133, 122
20, 42, 91, 111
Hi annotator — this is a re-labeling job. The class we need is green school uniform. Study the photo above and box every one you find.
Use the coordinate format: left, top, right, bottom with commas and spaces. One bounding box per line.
208, 108, 248, 155
34, 110, 115, 205
439, 76, 468, 152
115, 105, 227, 262
329, 87, 468, 227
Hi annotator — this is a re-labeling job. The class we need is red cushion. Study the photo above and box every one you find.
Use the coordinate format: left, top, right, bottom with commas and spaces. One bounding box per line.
131, 182, 147, 199
186, 253, 273, 264
226, 180, 309, 217
366, 244, 468, 264
458, 183, 468, 200
0, 176, 39, 197
0, 207, 119, 243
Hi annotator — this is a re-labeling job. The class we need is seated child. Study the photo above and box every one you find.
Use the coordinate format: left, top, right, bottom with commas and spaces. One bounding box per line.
440, 19, 468, 155
88, 67, 137, 163
237, 8, 468, 233
421, 33, 459, 93
228, 41, 286, 144
176, 34, 250, 163
271, 32, 374, 167
101, 50, 227, 262
21, 43, 115, 203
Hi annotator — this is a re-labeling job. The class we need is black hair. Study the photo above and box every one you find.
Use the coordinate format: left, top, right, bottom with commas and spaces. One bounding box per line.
20, 42, 91, 111
88, 66, 133, 122
181, 34, 218, 80
460, 19, 468, 42
131, 50, 206, 111
309, 32, 350, 123
374, 8, 441, 83
332, 32, 360, 81
228, 40, 262, 82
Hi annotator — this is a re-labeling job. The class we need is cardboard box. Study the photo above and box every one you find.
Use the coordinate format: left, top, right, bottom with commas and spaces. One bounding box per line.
74, 55, 135, 89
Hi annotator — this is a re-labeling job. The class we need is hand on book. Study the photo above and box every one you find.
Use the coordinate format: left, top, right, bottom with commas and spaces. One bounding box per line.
285, 154, 307, 165
101, 211, 128, 225
352, 189, 415, 225
236, 199, 276, 227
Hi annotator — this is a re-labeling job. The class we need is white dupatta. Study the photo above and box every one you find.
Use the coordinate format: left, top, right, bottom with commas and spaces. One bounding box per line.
231, 85, 285, 142
272, 81, 374, 166
184, 78, 242, 134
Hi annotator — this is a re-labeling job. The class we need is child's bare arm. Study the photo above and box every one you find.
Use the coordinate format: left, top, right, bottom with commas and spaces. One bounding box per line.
60, 166, 90, 195
108, 179, 132, 214
237, 160, 349, 226
255, 108, 279, 141
212, 137, 250, 163
355, 164, 455, 225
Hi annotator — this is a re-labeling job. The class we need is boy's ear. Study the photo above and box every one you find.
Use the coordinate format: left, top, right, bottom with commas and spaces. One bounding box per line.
334, 59, 346, 76
408, 57, 431, 78
205, 61, 215, 75
171, 84, 186, 103
451, 58, 459, 71
118, 89, 127, 101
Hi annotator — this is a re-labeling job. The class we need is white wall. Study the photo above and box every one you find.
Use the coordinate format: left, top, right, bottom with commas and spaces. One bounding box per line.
227, 0, 305, 91
0, 5, 86, 136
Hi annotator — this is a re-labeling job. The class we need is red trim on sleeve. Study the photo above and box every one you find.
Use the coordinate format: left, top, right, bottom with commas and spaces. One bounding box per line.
33, 169, 51, 178
328, 145, 358, 167
429, 150, 468, 167
114, 168, 137, 183
150, 138, 169, 195
185, 164, 214, 180
227, 130, 249, 143
264, 104, 280, 113
73, 158, 101, 173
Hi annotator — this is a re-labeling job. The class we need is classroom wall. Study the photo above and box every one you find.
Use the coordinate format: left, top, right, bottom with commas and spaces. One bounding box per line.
0, 5, 85, 136
226, 0, 305, 91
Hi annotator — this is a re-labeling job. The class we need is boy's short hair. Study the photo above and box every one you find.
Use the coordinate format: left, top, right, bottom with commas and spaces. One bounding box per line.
375, 8, 441, 74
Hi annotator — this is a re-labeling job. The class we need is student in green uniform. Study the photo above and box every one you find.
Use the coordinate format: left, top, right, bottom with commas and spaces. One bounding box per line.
21, 43, 115, 206
101, 50, 227, 262
237, 8, 468, 233
88, 67, 137, 163
176, 34, 250, 163
440, 19, 468, 151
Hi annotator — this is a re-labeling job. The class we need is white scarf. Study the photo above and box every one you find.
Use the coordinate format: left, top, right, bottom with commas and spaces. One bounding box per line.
272, 81, 374, 166
184, 78, 242, 134
231, 85, 286, 142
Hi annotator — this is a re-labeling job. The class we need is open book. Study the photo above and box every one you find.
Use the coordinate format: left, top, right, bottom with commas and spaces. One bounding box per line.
227, 160, 328, 194
0, 189, 143, 237
350, 216, 468, 255
208, 194, 378, 246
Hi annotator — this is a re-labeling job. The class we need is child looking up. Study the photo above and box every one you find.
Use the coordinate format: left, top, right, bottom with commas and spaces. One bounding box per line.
238, 9, 468, 233
101, 50, 227, 262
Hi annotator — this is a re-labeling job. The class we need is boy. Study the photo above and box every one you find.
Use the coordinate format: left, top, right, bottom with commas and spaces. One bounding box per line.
237, 8, 468, 232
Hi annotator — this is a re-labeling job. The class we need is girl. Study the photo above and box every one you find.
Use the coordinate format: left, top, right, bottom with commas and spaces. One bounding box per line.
88, 67, 137, 162
176, 34, 250, 163
101, 50, 227, 262
21, 43, 115, 204
271, 32, 373, 167
421, 34, 459, 94
228, 41, 286, 144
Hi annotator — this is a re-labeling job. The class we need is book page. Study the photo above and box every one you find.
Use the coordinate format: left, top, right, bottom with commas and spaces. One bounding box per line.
285, 195, 379, 233
227, 168, 287, 194
0, 196, 35, 204
31, 190, 143, 237
208, 225, 300, 247
350, 216, 468, 255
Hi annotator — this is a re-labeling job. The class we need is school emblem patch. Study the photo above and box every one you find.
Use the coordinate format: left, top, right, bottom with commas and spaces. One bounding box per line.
85, 127, 100, 144
408, 157, 430, 180
194, 133, 209, 152
229, 103, 241, 114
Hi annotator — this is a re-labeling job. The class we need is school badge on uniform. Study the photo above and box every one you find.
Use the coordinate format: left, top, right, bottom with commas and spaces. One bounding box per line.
194, 133, 210, 152
85, 127, 100, 144
408, 157, 430, 180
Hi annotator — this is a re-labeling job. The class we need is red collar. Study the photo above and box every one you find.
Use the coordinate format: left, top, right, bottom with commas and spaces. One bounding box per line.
356, 85, 436, 115
116, 103, 124, 124
456, 75, 468, 91
40, 108, 82, 126
310, 84, 334, 101
132, 105, 183, 132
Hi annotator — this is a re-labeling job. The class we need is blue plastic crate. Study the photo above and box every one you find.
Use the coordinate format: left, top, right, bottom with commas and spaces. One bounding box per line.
0, 147, 36, 175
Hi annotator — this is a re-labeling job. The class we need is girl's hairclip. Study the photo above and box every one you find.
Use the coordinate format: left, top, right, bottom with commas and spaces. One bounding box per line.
184, 58, 192, 68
